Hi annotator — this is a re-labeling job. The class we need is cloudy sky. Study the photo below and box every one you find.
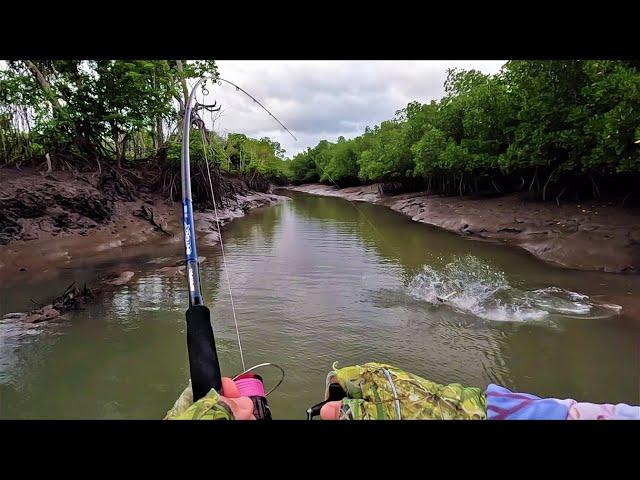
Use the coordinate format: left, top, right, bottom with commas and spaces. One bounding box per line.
198, 61, 505, 158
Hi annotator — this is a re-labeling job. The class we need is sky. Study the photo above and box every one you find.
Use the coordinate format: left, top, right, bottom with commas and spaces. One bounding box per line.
197, 61, 506, 158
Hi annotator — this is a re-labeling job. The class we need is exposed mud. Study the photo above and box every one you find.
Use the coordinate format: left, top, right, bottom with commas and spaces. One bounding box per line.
0, 167, 286, 318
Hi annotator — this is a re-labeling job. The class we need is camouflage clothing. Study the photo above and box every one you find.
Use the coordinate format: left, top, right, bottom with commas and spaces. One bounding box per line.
164, 363, 487, 420
164, 381, 234, 420
327, 362, 487, 420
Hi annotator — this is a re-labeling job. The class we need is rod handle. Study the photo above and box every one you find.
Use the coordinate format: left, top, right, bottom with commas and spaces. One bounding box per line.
186, 305, 222, 401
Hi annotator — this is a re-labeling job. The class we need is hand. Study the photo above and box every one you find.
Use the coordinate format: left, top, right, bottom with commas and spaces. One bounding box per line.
219, 377, 256, 420
320, 401, 342, 420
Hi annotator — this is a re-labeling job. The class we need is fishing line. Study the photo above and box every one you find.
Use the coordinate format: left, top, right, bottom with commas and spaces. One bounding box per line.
197, 87, 246, 372
200, 74, 447, 304
215, 76, 411, 287
188, 74, 299, 378
217, 77, 297, 141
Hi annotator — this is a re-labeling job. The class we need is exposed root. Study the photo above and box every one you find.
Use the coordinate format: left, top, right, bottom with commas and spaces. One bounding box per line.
22, 281, 94, 323
133, 205, 172, 236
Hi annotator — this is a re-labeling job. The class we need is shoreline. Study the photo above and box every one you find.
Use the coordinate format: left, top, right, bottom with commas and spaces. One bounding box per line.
0, 167, 286, 319
287, 183, 640, 274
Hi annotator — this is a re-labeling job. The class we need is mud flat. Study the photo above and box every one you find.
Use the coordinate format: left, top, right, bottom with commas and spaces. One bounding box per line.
0, 167, 285, 289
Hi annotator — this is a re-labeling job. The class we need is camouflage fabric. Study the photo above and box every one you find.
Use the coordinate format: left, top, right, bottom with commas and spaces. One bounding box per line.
163, 363, 487, 420
327, 362, 487, 420
164, 381, 234, 420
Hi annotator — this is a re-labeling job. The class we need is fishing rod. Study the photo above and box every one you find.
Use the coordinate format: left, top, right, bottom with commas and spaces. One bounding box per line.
181, 77, 224, 402
180, 77, 275, 419
180, 74, 296, 419
217, 77, 298, 142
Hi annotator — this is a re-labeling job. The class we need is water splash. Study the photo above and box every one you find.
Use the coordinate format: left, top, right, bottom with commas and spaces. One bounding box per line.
407, 256, 621, 322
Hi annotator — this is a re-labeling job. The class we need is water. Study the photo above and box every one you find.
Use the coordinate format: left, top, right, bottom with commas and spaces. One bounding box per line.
1, 192, 638, 418
407, 256, 622, 322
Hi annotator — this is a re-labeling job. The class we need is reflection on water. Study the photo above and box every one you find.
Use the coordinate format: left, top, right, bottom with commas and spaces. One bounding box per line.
1, 192, 639, 418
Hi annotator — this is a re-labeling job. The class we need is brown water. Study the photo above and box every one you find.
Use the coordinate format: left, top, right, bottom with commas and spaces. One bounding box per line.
1, 191, 638, 418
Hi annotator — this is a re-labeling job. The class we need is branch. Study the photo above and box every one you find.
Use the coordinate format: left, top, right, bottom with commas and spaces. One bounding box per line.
23, 60, 64, 114
175, 60, 190, 106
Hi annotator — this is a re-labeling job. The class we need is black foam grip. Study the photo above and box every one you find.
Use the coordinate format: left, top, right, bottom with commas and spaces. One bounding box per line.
186, 305, 223, 401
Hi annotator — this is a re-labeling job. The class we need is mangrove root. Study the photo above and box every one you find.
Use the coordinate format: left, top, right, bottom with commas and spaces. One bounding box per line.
133, 205, 172, 236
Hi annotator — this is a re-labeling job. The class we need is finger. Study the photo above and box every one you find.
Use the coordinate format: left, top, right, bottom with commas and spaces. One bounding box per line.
233, 397, 256, 420
221, 377, 240, 398
320, 401, 342, 420
220, 396, 256, 420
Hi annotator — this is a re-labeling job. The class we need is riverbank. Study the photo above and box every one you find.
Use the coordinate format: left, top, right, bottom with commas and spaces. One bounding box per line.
288, 184, 640, 274
0, 167, 285, 318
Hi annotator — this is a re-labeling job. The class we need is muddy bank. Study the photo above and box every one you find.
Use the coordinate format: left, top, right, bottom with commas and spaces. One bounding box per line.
289, 183, 640, 273
0, 167, 286, 293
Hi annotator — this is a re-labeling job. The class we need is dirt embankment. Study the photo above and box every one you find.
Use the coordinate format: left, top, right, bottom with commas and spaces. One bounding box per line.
289, 183, 640, 273
0, 167, 285, 320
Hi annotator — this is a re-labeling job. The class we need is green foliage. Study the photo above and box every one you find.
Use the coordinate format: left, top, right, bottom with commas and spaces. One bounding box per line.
2, 59, 638, 195
165, 130, 214, 165
358, 120, 413, 182
210, 132, 291, 182
290, 61, 640, 193
579, 61, 640, 173
0, 58, 296, 185
290, 148, 320, 183
0, 60, 218, 164
294, 136, 361, 186
93, 61, 176, 142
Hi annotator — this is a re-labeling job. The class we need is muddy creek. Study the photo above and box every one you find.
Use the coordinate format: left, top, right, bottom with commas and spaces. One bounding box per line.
1, 191, 638, 418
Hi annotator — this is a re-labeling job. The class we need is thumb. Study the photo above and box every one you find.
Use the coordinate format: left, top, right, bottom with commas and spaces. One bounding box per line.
320, 401, 342, 420
221, 377, 241, 398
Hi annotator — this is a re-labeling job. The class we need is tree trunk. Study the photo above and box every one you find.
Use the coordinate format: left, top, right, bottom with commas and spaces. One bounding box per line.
24, 61, 64, 113
155, 117, 164, 149
24, 60, 98, 161
542, 167, 560, 202
175, 60, 190, 106
113, 130, 122, 168
528, 167, 538, 191
45, 153, 52, 174
174, 60, 190, 136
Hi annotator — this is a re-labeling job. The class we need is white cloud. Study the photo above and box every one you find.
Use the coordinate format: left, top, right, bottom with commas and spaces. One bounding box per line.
196, 60, 505, 157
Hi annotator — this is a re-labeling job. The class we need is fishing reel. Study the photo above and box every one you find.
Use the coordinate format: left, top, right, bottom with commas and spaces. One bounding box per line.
234, 364, 350, 420
306, 382, 348, 420
235, 365, 348, 420
231, 363, 285, 421
233, 372, 272, 420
